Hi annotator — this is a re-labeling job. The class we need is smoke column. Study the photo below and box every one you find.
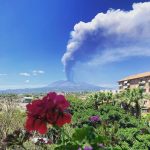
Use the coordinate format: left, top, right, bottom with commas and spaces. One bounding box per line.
62, 2, 150, 81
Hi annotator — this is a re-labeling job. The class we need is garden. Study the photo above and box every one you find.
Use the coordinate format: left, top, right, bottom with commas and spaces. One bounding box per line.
0, 88, 150, 150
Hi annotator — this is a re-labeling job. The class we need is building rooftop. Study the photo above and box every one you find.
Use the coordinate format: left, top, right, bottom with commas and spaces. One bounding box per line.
119, 72, 150, 82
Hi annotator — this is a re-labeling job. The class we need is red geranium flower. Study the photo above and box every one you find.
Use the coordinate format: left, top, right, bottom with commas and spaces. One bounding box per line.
25, 92, 71, 134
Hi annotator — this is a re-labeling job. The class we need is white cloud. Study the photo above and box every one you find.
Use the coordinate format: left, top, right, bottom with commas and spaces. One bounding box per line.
38, 70, 45, 74
19, 70, 45, 77
88, 45, 150, 66
96, 83, 117, 89
25, 80, 30, 83
19, 72, 31, 77
0, 73, 8, 76
0, 84, 47, 90
32, 70, 45, 76
62, 2, 150, 81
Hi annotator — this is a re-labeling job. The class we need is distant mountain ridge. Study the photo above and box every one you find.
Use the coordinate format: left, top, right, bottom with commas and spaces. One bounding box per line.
48, 80, 101, 88
0, 80, 106, 94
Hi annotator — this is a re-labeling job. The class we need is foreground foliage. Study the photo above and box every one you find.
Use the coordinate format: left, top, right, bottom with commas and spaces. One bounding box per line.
0, 89, 150, 150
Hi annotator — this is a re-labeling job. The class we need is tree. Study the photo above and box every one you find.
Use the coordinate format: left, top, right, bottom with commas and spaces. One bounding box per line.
105, 92, 113, 104
130, 88, 144, 118
122, 88, 144, 118
97, 92, 106, 105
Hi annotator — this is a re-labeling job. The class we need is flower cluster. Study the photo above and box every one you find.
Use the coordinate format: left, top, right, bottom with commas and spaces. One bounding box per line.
78, 146, 93, 150
89, 115, 100, 122
98, 143, 105, 148
84, 146, 93, 150
25, 92, 71, 134
78, 144, 105, 150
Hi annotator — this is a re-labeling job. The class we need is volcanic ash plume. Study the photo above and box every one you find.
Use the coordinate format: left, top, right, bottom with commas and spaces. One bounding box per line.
62, 2, 150, 81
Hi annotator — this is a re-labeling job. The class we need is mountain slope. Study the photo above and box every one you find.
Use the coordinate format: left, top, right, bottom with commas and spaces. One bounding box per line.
48, 80, 103, 91
0, 80, 105, 93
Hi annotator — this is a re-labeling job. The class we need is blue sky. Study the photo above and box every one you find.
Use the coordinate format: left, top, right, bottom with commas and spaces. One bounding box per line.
0, 0, 150, 89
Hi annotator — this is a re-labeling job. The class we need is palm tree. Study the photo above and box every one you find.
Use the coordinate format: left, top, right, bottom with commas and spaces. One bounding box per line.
97, 92, 106, 105
121, 89, 133, 112
105, 92, 113, 104
130, 88, 144, 118
113, 92, 121, 106
122, 88, 144, 118
93, 93, 99, 110
88, 93, 99, 110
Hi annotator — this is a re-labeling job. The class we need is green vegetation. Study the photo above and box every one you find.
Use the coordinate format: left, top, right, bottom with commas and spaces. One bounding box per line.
0, 88, 150, 150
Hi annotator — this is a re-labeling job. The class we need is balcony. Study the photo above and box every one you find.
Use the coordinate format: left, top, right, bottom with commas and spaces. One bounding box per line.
124, 85, 129, 89
124, 81, 128, 84
139, 80, 146, 85
139, 85, 145, 89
